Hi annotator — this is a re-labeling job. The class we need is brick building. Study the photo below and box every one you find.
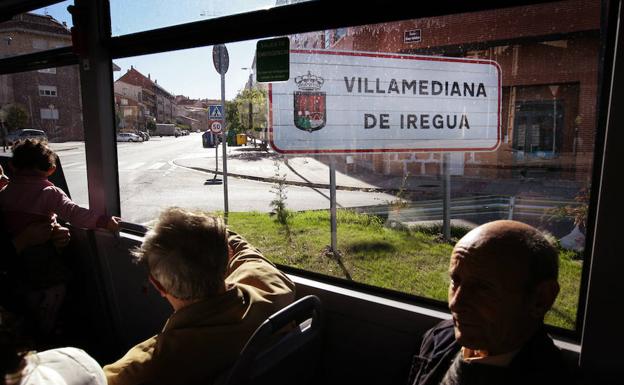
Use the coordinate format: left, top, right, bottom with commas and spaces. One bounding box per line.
175, 96, 222, 132
0, 13, 83, 141
116, 66, 176, 124
292, 0, 600, 185
114, 80, 150, 131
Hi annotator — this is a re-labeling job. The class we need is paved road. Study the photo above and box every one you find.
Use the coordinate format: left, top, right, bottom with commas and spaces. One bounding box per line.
50, 134, 395, 225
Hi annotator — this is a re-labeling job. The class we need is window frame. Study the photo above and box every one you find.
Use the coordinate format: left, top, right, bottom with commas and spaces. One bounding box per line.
0, 0, 619, 350
103, 0, 614, 341
38, 85, 58, 97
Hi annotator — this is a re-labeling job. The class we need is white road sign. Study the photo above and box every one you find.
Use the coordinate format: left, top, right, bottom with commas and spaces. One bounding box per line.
210, 121, 223, 133
269, 50, 501, 154
209, 104, 224, 120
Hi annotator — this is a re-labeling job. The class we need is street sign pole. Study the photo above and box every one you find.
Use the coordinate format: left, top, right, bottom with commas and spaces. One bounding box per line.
329, 158, 337, 254
206, 119, 223, 184
213, 44, 230, 222
214, 133, 219, 177
442, 153, 451, 241
221, 72, 229, 221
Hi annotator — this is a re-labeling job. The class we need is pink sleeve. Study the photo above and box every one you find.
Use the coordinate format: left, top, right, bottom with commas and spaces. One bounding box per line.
41, 186, 107, 229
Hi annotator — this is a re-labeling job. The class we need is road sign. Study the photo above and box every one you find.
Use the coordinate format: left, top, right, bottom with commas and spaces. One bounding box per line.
256, 37, 290, 82
210, 120, 223, 133
404, 29, 422, 43
269, 50, 501, 154
208, 105, 224, 120
212, 44, 229, 75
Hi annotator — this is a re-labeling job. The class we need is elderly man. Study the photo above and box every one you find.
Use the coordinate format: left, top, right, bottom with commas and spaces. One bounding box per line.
409, 220, 572, 385
103, 207, 295, 385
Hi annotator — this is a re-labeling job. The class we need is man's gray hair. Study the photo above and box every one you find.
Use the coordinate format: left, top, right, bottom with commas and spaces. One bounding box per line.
132, 207, 229, 300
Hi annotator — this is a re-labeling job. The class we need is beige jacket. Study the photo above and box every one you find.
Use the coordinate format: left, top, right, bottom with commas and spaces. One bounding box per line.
103, 231, 295, 385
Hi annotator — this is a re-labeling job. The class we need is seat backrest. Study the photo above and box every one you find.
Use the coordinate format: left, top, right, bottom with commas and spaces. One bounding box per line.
220, 295, 323, 385
0, 154, 71, 199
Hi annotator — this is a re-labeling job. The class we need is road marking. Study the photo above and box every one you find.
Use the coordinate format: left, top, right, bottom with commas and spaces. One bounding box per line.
58, 151, 85, 156
147, 162, 166, 170
61, 162, 82, 168
125, 162, 146, 170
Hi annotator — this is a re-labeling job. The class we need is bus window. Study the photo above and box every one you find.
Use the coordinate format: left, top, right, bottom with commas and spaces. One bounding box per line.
0, 66, 88, 207
108, 0, 317, 37
0, 3, 74, 59
107, 0, 602, 333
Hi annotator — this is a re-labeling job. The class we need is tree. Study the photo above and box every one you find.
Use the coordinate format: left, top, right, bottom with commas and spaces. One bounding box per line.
3, 104, 29, 131
225, 99, 242, 134
238, 87, 268, 132
146, 119, 156, 133
225, 87, 268, 135
115, 109, 123, 132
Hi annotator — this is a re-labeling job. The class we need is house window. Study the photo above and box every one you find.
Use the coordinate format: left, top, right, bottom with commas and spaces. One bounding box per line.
333, 28, 347, 43
40, 108, 59, 120
38, 86, 58, 97
513, 101, 564, 159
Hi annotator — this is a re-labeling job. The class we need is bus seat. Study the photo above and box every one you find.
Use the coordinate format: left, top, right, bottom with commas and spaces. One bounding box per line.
218, 294, 323, 385
0, 153, 71, 199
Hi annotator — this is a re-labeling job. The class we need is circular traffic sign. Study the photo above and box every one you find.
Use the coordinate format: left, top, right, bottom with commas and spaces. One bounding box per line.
212, 44, 229, 75
210, 121, 223, 133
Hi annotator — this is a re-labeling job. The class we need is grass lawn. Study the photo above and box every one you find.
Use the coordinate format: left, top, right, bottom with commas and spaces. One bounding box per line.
227, 209, 582, 330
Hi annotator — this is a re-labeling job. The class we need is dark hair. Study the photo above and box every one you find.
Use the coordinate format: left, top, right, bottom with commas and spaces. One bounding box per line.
524, 231, 559, 288
11, 139, 56, 172
132, 207, 229, 300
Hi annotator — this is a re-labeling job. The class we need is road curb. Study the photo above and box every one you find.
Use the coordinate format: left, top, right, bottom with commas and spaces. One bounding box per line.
174, 161, 402, 194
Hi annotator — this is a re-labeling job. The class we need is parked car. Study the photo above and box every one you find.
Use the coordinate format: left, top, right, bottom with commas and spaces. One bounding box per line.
116, 132, 143, 142
5, 128, 47, 145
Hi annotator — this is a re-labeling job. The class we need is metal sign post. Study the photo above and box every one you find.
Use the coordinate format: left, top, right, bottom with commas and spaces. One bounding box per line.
329, 158, 337, 254
209, 120, 223, 182
213, 44, 229, 221
442, 153, 451, 241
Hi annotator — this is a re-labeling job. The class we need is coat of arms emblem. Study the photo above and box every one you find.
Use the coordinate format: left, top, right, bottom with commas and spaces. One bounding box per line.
294, 71, 326, 132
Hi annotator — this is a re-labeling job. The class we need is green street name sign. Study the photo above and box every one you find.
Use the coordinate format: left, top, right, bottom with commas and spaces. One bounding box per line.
256, 37, 290, 82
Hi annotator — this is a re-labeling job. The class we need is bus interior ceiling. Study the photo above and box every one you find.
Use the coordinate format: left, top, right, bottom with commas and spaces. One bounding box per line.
1, 0, 622, 384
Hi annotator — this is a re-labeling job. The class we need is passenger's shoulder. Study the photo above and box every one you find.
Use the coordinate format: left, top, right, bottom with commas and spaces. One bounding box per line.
419, 319, 456, 355
425, 319, 455, 341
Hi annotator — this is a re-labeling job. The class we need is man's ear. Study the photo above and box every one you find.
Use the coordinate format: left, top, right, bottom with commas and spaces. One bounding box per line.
531, 279, 560, 319
149, 274, 167, 297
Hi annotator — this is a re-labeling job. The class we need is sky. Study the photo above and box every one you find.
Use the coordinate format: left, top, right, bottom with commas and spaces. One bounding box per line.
31, 1, 293, 100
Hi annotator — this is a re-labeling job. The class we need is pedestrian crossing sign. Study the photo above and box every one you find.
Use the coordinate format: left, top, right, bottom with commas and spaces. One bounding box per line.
209, 105, 224, 120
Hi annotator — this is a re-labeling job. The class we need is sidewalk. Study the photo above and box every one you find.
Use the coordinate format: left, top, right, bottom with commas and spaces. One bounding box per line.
175, 145, 583, 199
174, 146, 386, 192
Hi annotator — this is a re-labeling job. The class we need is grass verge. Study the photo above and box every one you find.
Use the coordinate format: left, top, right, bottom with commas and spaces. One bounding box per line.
227, 209, 581, 330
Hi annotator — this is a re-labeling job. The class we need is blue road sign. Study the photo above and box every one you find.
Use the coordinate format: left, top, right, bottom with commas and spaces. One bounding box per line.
209, 105, 224, 120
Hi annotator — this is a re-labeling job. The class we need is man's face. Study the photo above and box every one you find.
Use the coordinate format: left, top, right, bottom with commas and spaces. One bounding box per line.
448, 228, 534, 355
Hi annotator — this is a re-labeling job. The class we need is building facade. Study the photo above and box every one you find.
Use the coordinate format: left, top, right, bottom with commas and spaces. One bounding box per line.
116, 66, 176, 125
292, 0, 600, 186
0, 13, 83, 141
